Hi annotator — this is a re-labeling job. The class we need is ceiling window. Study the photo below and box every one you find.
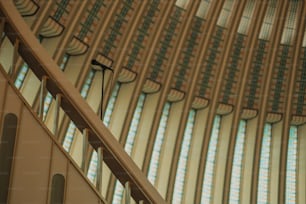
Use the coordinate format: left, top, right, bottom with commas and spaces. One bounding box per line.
286, 126, 298, 203
103, 82, 121, 127
201, 115, 221, 203
147, 102, 171, 185
257, 123, 272, 203
172, 109, 196, 203
112, 93, 146, 204
229, 120, 247, 204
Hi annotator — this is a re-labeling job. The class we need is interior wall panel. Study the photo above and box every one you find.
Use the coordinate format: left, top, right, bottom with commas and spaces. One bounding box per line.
132, 92, 160, 169
0, 68, 8, 126
109, 82, 136, 141
50, 143, 69, 180
3, 85, 23, 117
9, 107, 52, 204
270, 121, 283, 204
0, 68, 107, 203
65, 164, 101, 204
241, 116, 258, 203
0, 38, 14, 73
20, 71, 40, 106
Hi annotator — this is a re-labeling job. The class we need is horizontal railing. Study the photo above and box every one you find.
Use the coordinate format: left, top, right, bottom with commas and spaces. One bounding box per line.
0, 0, 166, 203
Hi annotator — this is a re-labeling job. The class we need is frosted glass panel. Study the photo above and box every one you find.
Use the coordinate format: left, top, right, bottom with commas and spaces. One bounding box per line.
257, 124, 272, 204
172, 109, 196, 204
148, 102, 171, 185
201, 115, 221, 204
286, 126, 298, 204
229, 120, 247, 204
112, 93, 146, 204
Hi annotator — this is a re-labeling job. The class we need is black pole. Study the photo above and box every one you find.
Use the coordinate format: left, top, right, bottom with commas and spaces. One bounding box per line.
91, 59, 113, 121
101, 68, 105, 121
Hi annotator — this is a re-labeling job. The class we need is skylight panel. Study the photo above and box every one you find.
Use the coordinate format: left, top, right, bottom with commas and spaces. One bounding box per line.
172, 109, 196, 204
237, 0, 256, 34
201, 115, 221, 204
217, 0, 235, 27
259, 0, 277, 40
257, 123, 272, 204
286, 126, 298, 203
229, 120, 247, 204
147, 102, 171, 185
196, 0, 212, 19
281, 1, 300, 44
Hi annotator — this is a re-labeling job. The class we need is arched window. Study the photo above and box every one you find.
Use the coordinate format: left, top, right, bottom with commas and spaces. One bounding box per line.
50, 174, 65, 204
0, 113, 18, 203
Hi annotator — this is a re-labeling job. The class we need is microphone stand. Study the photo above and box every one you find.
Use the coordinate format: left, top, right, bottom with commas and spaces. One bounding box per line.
100, 68, 105, 121
92, 62, 113, 121
91, 59, 114, 122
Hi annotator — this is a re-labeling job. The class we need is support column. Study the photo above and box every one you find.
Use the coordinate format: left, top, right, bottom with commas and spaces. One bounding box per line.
10, 39, 19, 78
0, 17, 5, 45
240, 117, 258, 203
281, 2, 306, 203
251, 1, 289, 202
220, 1, 268, 203
82, 128, 89, 171
213, 113, 233, 204
53, 94, 61, 138
38, 76, 47, 120
124, 181, 131, 204
96, 146, 103, 192
270, 121, 283, 203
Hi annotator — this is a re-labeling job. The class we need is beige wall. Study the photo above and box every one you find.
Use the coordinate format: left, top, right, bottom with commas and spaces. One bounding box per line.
0, 68, 107, 204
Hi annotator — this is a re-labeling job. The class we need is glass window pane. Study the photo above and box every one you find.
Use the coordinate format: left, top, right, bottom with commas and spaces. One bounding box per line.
201, 115, 221, 204
112, 93, 146, 204
172, 109, 196, 204
62, 121, 77, 152
14, 63, 29, 89
257, 123, 272, 204
147, 102, 171, 185
103, 82, 120, 127
286, 126, 297, 204
229, 120, 247, 204
87, 151, 98, 183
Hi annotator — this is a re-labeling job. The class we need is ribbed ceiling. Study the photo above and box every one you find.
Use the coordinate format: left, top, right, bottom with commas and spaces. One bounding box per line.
13, 0, 306, 119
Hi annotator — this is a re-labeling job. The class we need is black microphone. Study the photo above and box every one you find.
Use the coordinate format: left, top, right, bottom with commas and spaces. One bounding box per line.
91, 59, 113, 72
